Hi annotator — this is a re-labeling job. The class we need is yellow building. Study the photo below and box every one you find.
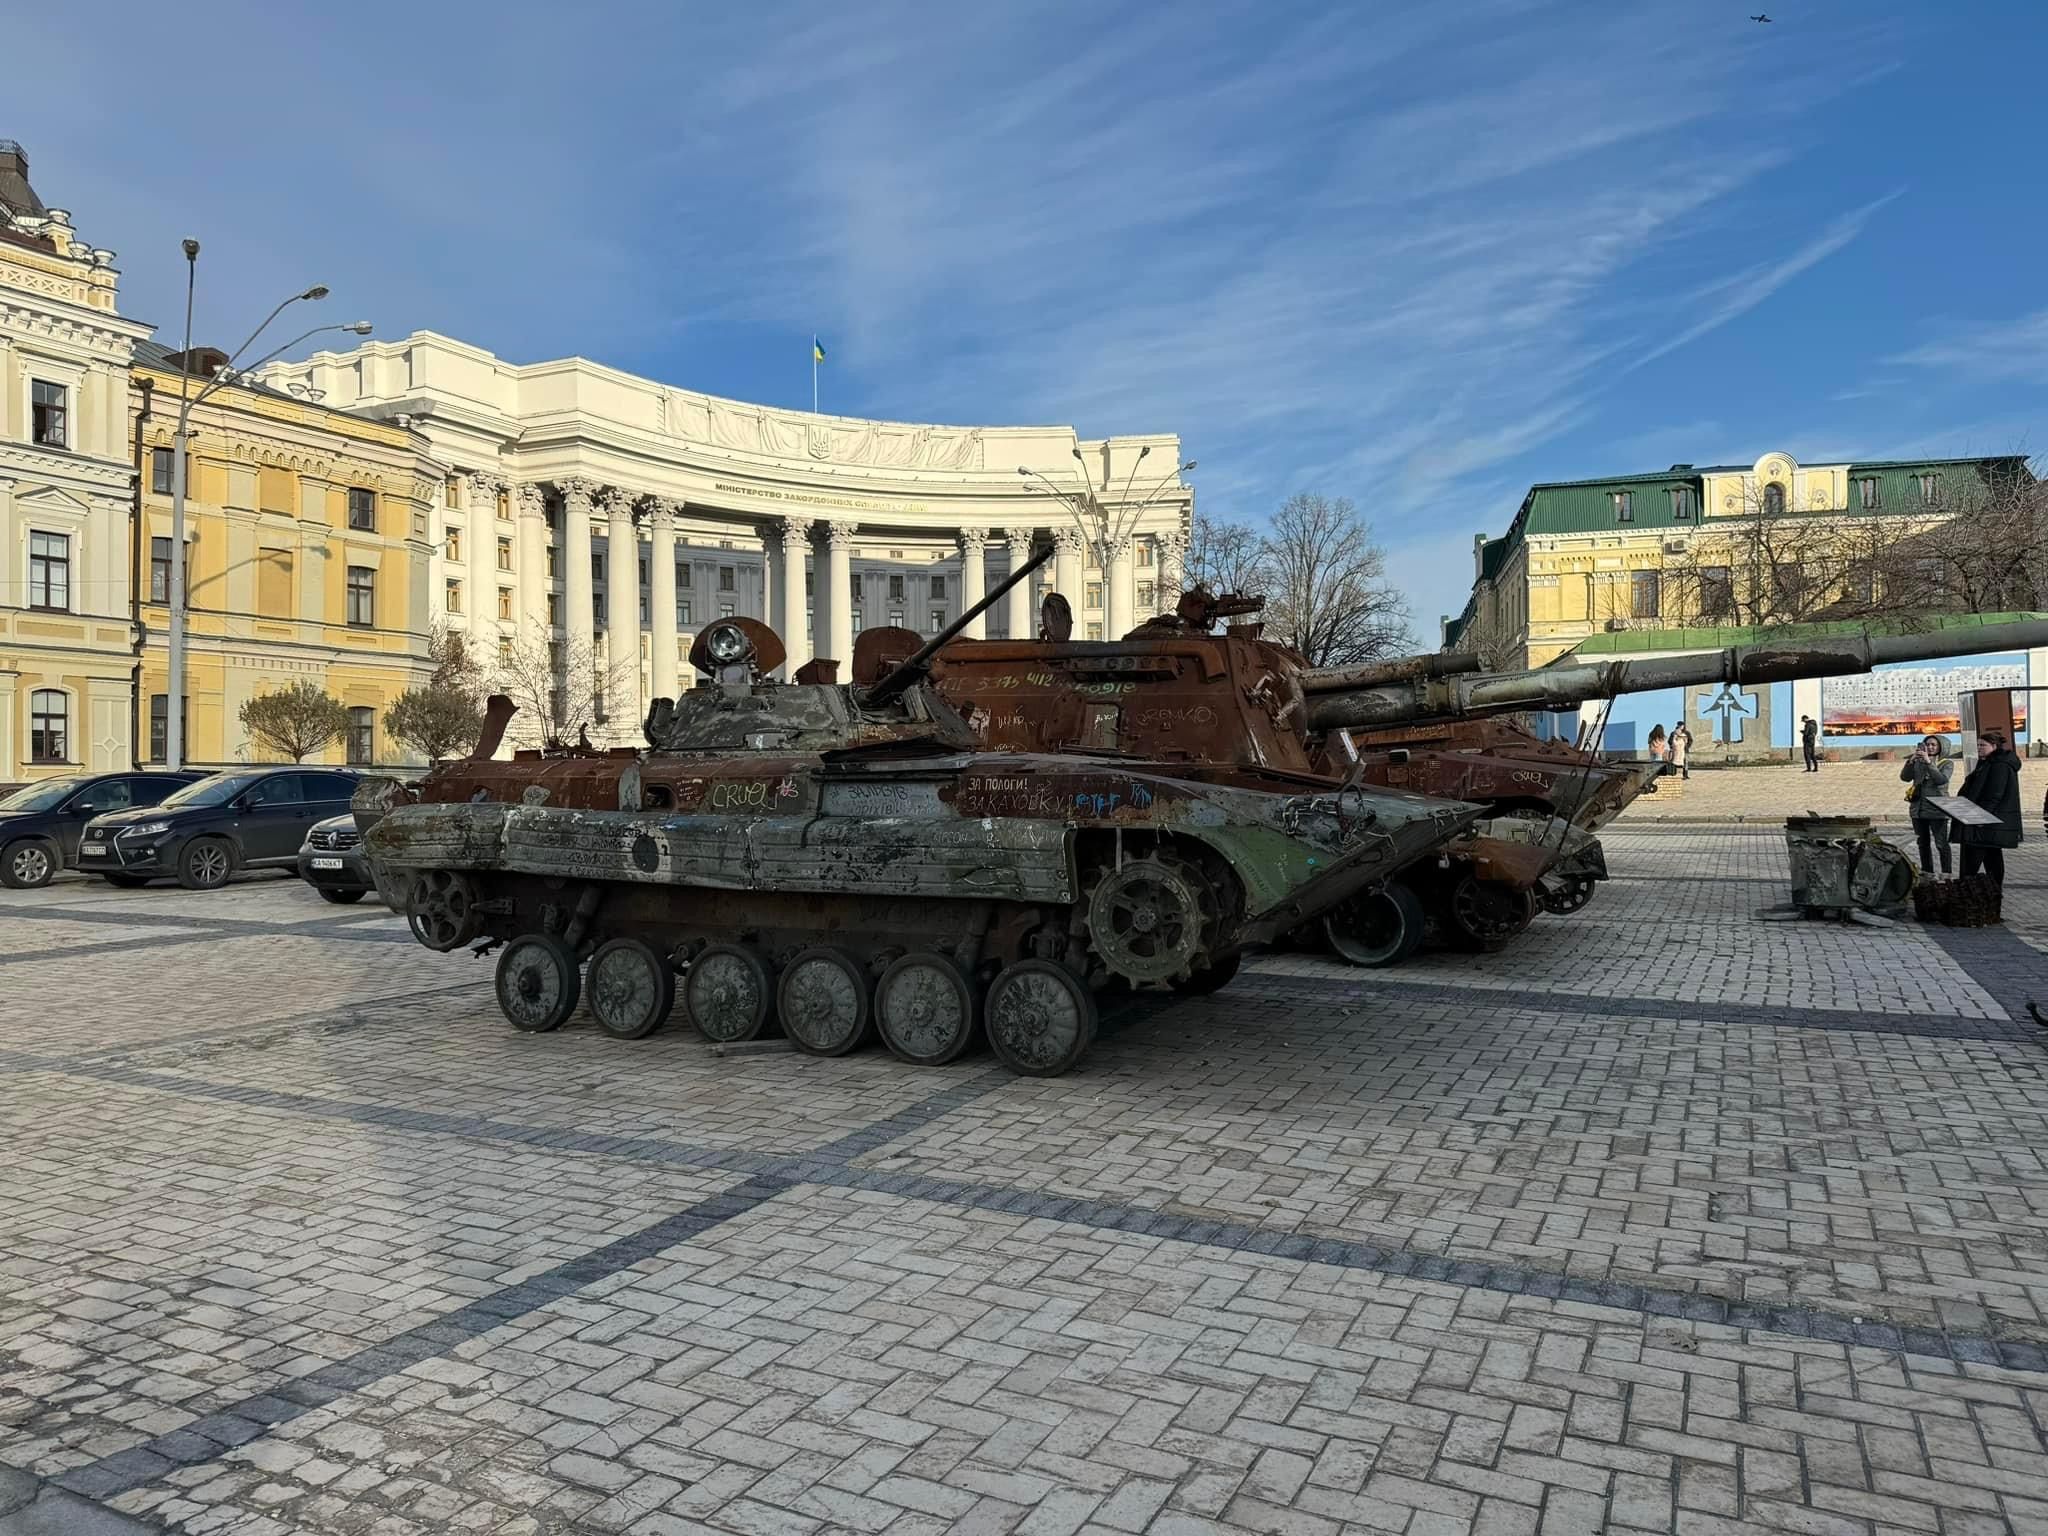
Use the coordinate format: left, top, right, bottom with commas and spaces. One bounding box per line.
130, 342, 439, 768
1, 141, 153, 783
1448, 449, 2034, 669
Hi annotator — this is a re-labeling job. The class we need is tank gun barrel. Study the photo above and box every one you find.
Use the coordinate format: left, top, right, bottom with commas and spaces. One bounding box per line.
1301, 652, 1484, 694
861, 543, 1054, 705
1305, 620, 2048, 733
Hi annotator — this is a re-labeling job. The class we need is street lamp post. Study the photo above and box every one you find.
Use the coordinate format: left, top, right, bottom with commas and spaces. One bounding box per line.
1015, 456, 1196, 580
164, 240, 370, 770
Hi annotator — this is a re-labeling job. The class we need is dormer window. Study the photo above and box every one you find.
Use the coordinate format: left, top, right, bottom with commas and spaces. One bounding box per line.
1611, 491, 1633, 523
1667, 486, 1695, 520
1762, 483, 1786, 516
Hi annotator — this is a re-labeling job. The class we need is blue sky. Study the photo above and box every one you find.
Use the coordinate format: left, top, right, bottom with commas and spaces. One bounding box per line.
10, 1, 2046, 633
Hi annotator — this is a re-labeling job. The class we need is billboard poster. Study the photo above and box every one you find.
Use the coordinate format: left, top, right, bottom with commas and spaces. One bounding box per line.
1821, 656, 2027, 738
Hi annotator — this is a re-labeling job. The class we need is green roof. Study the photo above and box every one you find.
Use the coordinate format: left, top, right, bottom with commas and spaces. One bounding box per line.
1567, 610, 2048, 657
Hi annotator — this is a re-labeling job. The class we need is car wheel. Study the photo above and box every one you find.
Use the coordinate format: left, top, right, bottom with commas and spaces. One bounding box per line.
1, 839, 58, 890
102, 873, 151, 889
317, 887, 367, 904
177, 838, 235, 891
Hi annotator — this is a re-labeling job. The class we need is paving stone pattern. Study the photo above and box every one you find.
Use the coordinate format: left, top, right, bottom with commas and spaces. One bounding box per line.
5, 849, 2048, 1534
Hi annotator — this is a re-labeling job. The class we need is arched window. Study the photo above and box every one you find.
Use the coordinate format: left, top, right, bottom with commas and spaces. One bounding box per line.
29, 690, 67, 763
1761, 482, 1786, 517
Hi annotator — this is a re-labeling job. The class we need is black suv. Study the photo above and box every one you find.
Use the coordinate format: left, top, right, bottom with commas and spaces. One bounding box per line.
78, 767, 361, 890
0, 771, 208, 888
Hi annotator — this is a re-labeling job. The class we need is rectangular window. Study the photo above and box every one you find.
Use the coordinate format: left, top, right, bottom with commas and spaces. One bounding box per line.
29, 532, 70, 610
640, 590, 649, 624
150, 447, 175, 493
888, 574, 904, 601
1086, 622, 1104, 641
347, 487, 376, 531
498, 637, 514, 664
722, 601, 736, 619
1137, 543, 1154, 568
1668, 486, 1694, 520
1701, 566, 1733, 621
445, 481, 459, 508
1917, 473, 1940, 506
445, 578, 463, 613
347, 707, 374, 766
1858, 476, 1880, 511
547, 593, 560, 626
498, 587, 514, 620
151, 536, 172, 603
497, 537, 513, 572
547, 547, 560, 578
678, 564, 692, 589
638, 555, 649, 585
446, 528, 462, 561
720, 566, 736, 592
930, 574, 946, 601
1846, 560, 1875, 606
1138, 581, 1156, 609
851, 607, 863, 631
346, 564, 376, 626
929, 608, 945, 634
496, 490, 510, 521
148, 694, 169, 762
805, 568, 814, 597
1630, 570, 1660, 619
30, 690, 67, 762
889, 609, 904, 627
678, 599, 692, 626
1611, 491, 1633, 523
594, 591, 607, 624
592, 551, 605, 583
31, 380, 67, 448
1086, 581, 1103, 609
850, 574, 864, 600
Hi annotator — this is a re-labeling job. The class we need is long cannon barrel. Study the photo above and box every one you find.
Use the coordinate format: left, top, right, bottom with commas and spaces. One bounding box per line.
862, 543, 1054, 705
1301, 652, 1483, 693
1305, 620, 2048, 733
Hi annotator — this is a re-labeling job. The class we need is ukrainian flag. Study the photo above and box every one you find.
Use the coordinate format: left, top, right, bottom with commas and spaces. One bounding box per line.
813, 337, 826, 364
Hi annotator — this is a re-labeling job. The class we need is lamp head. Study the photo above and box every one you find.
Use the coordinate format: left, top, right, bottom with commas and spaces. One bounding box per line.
1017, 466, 1030, 476
180, 238, 200, 261
1181, 460, 1197, 472
343, 321, 373, 335
1071, 447, 1085, 462
301, 284, 330, 301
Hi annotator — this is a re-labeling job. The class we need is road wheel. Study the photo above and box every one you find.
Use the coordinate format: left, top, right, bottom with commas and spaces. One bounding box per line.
875, 953, 977, 1066
685, 944, 774, 1043
1324, 882, 1426, 968
1171, 951, 1242, 995
317, 887, 367, 905
1536, 873, 1596, 916
587, 937, 676, 1040
177, 838, 234, 891
1447, 875, 1537, 952
1, 839, 58, 889
101, 873, 151, 889
985, 960, 1097, 1078
494, 932, 582, 1033
777, 947, 871, 1057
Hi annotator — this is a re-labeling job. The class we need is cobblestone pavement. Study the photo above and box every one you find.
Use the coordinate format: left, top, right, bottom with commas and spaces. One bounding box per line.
1617, 757, 2048, 825
6, 838, 2048, 1536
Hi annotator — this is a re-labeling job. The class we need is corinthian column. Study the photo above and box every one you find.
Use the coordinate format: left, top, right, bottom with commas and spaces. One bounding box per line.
649, 498, 680, 701
1052, 528, 1084, 613
464, 472, 501, 642
1106, 537, 1135, 640
513, 483, 546, 638
779, 516, 813, 674
599, 487, 641, 728
1003, 530, 1034, 640
559, 479, 598, 677
825, 522, 855, 666
958, 528, 988, 638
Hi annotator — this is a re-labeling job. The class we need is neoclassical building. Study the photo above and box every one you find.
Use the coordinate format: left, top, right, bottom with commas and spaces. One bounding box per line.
261, 332, 1193, 739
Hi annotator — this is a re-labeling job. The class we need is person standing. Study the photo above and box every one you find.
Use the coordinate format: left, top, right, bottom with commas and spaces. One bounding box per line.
1670, 720, 1692, 781
1647, 723, 1667, 771
1901, 734, 1954, 876
1800, 714, 1821, 772
1956, 731, 2022, 887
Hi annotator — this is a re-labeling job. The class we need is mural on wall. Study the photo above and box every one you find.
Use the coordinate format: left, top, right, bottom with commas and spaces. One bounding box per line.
1822, 657, 2027, 738
1696, 682, 1759, 744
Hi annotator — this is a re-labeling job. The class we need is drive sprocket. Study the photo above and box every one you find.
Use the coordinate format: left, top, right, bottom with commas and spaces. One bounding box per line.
1083, 852, 1216, 985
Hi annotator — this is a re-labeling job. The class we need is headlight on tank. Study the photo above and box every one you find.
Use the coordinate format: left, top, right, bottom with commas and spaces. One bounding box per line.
704, 622, 753, 668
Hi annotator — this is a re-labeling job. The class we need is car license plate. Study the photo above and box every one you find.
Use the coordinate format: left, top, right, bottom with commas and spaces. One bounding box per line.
311, 856, 344, 871
81, 843, 106, 857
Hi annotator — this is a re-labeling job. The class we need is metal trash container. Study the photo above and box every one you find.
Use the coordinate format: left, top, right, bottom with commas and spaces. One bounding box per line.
1785, 815, 1915, 914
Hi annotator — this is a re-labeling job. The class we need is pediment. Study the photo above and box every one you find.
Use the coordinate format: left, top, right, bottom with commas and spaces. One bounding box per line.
12, 483, 95, 519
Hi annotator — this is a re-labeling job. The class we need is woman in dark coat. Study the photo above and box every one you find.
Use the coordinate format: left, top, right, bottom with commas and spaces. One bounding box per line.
1956, 731, 2023, 886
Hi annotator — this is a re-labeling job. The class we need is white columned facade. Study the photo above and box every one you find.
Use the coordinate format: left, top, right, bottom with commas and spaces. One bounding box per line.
761, 531, 782, 638
959, 528, 988, 638
514, 483, 547, 639
1004, 530, 1035, 640
1106, 538, 1135, 640
601, 487, 640, 721
649, 498, 680, 701
825, 522, 855, 666
1053, 529, 1084, 609
560, 478, 597, 669
779, 516, 813, 674
464, 473, 499, 644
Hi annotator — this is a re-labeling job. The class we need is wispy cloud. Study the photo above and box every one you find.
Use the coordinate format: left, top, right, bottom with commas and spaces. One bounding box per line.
1891, 310, 2048, 385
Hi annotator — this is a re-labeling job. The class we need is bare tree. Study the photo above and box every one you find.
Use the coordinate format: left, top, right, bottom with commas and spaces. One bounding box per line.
1892, 460, 2048, 615
1186, 515, 1267, 597
1257, 493, 1410, 666
385, 626, 488, 763
492, 632, 628, 751
239, 681, 351, 763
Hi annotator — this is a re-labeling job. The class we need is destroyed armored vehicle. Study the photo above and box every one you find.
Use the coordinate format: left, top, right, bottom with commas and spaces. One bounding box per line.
359, 551, 1485, 1077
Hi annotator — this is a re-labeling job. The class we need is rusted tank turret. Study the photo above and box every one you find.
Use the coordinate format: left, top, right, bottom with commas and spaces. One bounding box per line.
358, 553, 1486, 1077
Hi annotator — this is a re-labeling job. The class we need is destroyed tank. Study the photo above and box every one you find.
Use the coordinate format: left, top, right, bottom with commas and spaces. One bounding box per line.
906, 595, 2048, 966
358, 549, 1486, 1078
